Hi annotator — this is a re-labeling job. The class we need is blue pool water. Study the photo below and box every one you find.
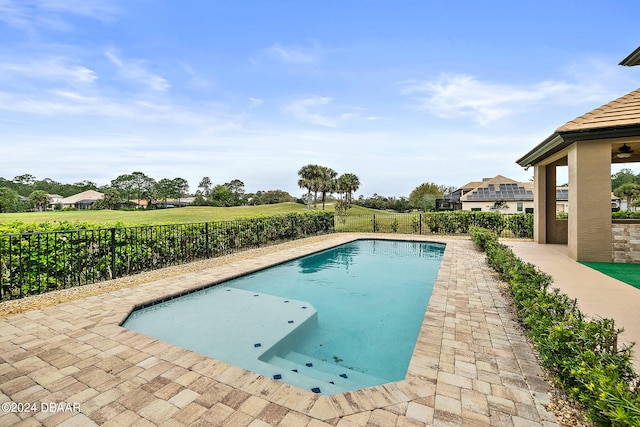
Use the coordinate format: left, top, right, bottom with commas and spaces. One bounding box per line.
123, 239, 444, 394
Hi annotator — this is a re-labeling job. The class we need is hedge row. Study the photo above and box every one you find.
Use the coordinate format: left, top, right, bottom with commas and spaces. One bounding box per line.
336, 212, 534, 238
0, 212, 334, 300
470, 227, 640, 426
612, 211, 640, 220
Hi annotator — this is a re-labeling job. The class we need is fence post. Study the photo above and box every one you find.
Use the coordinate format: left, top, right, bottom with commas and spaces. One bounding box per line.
420, 213, 423, 235
373, 215, 376, 233
205, 222, 210, 256
110, 227, 117, 279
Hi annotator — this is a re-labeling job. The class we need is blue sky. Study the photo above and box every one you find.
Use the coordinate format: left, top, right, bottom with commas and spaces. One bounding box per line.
1, 0, 639, 198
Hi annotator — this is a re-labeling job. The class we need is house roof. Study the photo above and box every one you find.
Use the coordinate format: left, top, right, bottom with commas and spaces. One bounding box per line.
460, 176, 533, 202
516, 88, 640, 167
557, 88, 640, 132
458, 181, 483, 191
620, 46, 640, 66
59, 190, 104, 204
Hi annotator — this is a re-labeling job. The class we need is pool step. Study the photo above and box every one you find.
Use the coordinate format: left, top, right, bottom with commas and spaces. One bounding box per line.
261, 350, 388, 393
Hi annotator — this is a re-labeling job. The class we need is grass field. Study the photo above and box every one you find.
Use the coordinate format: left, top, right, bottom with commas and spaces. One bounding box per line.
0, 203, 385, 226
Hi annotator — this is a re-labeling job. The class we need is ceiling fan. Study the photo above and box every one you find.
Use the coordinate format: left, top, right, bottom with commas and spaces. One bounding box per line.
616, 144, 634, 159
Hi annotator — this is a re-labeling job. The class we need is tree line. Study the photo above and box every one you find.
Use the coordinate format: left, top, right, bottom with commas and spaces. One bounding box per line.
0, 168, 465, 214
0, 172, 296, 213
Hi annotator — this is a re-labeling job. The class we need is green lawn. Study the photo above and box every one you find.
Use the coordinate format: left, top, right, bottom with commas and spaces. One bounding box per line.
0, 203, 384, 226
580, 262, 640, 290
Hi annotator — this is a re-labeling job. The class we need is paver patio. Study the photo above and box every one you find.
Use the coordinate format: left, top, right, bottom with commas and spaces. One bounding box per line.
0, 234, 560, 426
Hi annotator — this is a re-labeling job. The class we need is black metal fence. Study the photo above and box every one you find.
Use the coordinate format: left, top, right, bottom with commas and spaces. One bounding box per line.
0, 213, 333, 301
0, 211, 532, 301
334, 212, 534, 238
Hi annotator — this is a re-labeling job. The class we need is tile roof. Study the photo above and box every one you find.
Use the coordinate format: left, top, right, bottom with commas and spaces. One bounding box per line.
557, 88, 640, 132
59, 190, 104, 204
517, 88, 640, 167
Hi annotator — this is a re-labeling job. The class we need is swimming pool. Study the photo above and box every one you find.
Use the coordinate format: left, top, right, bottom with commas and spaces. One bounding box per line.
122, 239, 444, 394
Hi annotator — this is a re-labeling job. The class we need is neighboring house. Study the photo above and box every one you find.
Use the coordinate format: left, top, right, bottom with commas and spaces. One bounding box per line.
435, 181, 483, 211
59, 190, 104, 210
437, 175, 575, 214
47, 194, 63, 210
460, 175, 537, 213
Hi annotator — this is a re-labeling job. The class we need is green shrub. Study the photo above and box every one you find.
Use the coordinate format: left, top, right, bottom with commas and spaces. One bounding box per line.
470, 227, 640, 426
0, 212, 334, 300
612, 211, 640, 220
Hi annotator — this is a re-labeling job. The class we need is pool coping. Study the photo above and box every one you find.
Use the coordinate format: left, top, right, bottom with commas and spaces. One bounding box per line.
0, 233, 560, 426
111, 234, 443, 417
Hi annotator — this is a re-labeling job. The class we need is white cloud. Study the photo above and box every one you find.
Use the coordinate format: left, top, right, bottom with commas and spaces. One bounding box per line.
401, 60, 639, 126
256, 41, 320, 66
248, 97, 264, 108
0, 0, 118, 33
39, 0, 119, 21
402, 74, 579, 125
105, 49, 170, 92
284, 95, 363, 127
0, 56, 97, 84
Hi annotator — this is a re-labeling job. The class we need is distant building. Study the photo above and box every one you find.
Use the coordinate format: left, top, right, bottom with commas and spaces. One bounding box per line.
58, 190, 104, 210
47, 194, 63, 209
436, 175, 569, 214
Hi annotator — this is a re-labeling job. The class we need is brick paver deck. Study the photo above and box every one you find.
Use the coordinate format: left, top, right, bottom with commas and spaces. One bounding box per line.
0, 234, 560, 426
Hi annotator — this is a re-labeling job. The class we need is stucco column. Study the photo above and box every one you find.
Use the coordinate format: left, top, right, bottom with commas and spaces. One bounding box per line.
568, 141, 612, 262
533, 164, 547, 243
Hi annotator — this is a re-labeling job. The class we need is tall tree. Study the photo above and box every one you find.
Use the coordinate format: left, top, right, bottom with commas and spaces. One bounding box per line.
208, 185, 232, 207
614, 183, 640, 211
130, 172, 156, 205
611, 168, 639, 190
224, 179, 245, 206
28, 190, 50, 212
111, 174, 135, 202
298, 164, 323, 210
0, 187, 22, 213
155, 178, 176, 205
173, 177, 189, 205
102, 188, 121, 209
317, 166, 338, 210
336, 173, 360, 204
409, 182, 445, 211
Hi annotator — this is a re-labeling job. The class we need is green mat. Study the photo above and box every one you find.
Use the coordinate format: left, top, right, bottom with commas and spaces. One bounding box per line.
580, 262, 640, 290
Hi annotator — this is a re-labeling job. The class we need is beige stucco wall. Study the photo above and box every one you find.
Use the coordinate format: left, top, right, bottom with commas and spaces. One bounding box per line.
612, 221, 640, 263
533, 165, 547, 243
568, 141, 612, 262
461, 200, 532, 213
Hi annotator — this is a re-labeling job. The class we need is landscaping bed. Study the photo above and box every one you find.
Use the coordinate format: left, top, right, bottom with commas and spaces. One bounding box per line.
470, 227, 640, 426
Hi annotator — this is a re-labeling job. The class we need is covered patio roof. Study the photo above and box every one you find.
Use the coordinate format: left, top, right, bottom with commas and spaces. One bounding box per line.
517, 88, 640, 168
620, 45, 640, 66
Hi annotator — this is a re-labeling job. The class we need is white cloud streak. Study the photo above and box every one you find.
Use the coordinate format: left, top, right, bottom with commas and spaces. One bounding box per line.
284, 95, 361, 127
266, 43, 318, 64
401, 61, 637, 126
0, 0, 118, 33
104, 49, 170, 92
402, 74, 579, 125
0, 56, 97, 84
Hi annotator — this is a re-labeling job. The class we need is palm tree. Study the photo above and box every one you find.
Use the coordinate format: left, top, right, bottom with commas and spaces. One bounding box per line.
298, 164, 323, 210
317, 166, 338, 210
336, 173, 360, 204
28, 190, 50, 212
614, 183, 640, 211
